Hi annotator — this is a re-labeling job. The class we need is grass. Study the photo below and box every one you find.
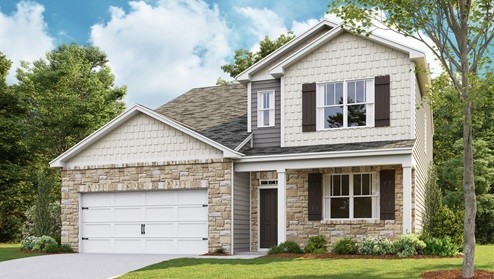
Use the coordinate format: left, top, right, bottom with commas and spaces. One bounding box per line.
0, 243, 44, 262
121, 245, 494, 279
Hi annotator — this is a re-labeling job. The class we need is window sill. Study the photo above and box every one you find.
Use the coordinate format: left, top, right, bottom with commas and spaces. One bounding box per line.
317, 125, 375, 132
321, 219, 391, 224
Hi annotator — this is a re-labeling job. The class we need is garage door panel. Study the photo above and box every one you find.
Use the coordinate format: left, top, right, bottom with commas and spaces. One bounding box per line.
178, 239, 208, 254
82, 208, 111, 222
114, 239, 142, 253
82, 239, 111, 253
83, 193, 112, 206
145, 192, 175, 205
177, 223, 208, 237
178, 190, 207, 205
114, 207, 141, 221
145, 223, 174, 237
177, 206, 207, 221
145, 207, 174, 221
114, 223, 142, 237
83, 224, 111, 237
144, 239, 174, 254
114, 192, 143, 206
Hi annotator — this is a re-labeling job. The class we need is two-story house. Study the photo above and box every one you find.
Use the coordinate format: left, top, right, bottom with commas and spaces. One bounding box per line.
51, 20, 432, 255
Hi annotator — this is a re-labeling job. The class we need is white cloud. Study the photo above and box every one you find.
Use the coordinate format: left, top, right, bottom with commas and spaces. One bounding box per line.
291, 18, 319, 36
236, 7, 288, 42
90, 0, 232, 107
0, 1, 54, 83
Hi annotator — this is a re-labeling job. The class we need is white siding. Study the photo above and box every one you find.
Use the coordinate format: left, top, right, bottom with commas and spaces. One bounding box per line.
66, 113, 223, 168
283, 32, 413, 146
251, 28, 331, 80
412, 76, 433, 232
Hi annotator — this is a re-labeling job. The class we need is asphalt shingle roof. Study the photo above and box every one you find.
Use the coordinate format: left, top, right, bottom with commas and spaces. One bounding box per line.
155, 83, 249, 150
242, 140, 415, 156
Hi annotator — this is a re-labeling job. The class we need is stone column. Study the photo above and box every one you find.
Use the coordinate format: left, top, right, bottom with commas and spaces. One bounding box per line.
277, 169, 286, 243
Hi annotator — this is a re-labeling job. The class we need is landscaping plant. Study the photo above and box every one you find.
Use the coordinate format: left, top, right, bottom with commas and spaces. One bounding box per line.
268, 241, 303, 254
422, 236, 458, 257
393, 234, 426, 258
304, 235, 327, 254
332, 237, 357, 255
32, 235, 57, 252
357, 236, 394, 255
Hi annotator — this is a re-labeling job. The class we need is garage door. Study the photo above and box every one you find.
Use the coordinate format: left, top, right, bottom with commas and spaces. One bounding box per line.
80, 190, 208, 254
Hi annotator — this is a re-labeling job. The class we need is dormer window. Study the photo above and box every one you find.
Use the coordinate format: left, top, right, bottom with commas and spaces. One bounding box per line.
257, 90, 275, 127
316, 79, 375, 130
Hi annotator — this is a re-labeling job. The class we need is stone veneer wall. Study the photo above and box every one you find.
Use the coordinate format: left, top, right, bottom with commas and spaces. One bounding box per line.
61, 159, 233, 253
250, 166, 404, 250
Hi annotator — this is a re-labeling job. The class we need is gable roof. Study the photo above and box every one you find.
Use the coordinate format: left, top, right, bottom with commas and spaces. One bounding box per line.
50, 104, 243, 167
236, 20, 338, 83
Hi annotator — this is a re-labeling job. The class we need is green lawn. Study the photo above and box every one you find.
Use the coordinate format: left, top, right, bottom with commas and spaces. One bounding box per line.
0, 243, 44, 262
121, 245, 494, 279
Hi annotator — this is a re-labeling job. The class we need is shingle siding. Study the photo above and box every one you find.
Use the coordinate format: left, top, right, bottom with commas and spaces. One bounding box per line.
283, 32, 413, 147
66, 113, 222, 168
251, 80, 281, 147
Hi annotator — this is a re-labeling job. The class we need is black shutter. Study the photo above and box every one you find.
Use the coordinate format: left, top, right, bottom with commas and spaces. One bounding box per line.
380, 169, 395, 220
308, 173, 322, 221
375, 75, 390, 127
302, 83, 316, 132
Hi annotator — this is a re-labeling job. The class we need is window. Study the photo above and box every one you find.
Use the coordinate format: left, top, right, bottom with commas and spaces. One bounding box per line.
317, 79, 374, 130
323, 173, 378, 219
257, 90, 275, 127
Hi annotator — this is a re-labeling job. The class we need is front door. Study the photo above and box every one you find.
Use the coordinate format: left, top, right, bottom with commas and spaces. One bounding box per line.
260, 189, 278, 248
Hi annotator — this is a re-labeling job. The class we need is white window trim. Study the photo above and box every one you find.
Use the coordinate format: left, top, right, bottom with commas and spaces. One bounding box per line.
257, 90, 275, 127
322, 172, 380, 220
316, 79, 375, 131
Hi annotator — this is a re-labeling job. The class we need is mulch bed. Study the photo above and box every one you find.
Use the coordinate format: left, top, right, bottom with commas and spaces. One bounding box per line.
263, 253, 462, 259
421, 270, 494, 279
202, 252, 231, 256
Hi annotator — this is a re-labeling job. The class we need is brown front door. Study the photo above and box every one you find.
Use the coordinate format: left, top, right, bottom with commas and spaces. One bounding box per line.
260, 189, 278, 248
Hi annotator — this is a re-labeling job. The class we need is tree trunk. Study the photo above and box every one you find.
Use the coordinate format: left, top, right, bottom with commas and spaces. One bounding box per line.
462, 100, 476, 279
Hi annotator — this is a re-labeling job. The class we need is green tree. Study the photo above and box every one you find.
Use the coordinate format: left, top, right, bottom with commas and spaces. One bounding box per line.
0, 52, 34, 241
330, 1, 494, 276
16, 44, 127, 164
221, 33, 295, 78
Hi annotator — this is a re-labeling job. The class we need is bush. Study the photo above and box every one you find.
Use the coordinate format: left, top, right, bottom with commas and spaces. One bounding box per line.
32, 235, 57, 252
21, 236, 38, 250
44, 243, 60, 253
357, 236, 394, 255
429, 205, 464, 247
305, 235, 327, 254
214, 247, 226, 254
59, 244, 74, 253
422, 236, 458, 257
393, 234, 426, 258
332, 237, 357, 255
268, 241, 303, 254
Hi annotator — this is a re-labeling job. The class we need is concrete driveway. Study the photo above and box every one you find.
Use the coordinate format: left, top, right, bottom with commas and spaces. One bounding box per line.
0, 253, 189, 279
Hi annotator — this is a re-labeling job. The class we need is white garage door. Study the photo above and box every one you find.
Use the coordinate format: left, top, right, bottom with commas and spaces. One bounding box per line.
80, 190, 208, 254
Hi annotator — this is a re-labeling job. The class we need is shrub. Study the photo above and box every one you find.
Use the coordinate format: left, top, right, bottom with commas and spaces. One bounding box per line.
32, 235, 57, 252
332, 237, 357, 255
22, 202, 61, 239
429, 205, 464, 247
305, 235, 328, 254
44, 243, 60, 253
21, 236, 38, 250
268, 241, 303, 254
357, 236, 394, 255
59, 244, 74, 253
214, 247, 226, 254
393, 234, 426, 258
422, 236, 458, 257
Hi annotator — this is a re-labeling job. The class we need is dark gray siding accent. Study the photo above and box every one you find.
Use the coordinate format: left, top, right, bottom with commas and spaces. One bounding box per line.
233, 172, 250, 252
251, 80, 281, 147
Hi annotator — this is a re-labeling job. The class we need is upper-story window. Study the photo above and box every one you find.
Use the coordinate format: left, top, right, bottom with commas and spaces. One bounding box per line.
257, 90, 275, 127
323, 173, 378, 219
316, 79, 374, 130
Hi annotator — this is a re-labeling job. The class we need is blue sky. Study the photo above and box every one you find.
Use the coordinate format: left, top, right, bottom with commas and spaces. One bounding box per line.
0, 0, 331, 107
